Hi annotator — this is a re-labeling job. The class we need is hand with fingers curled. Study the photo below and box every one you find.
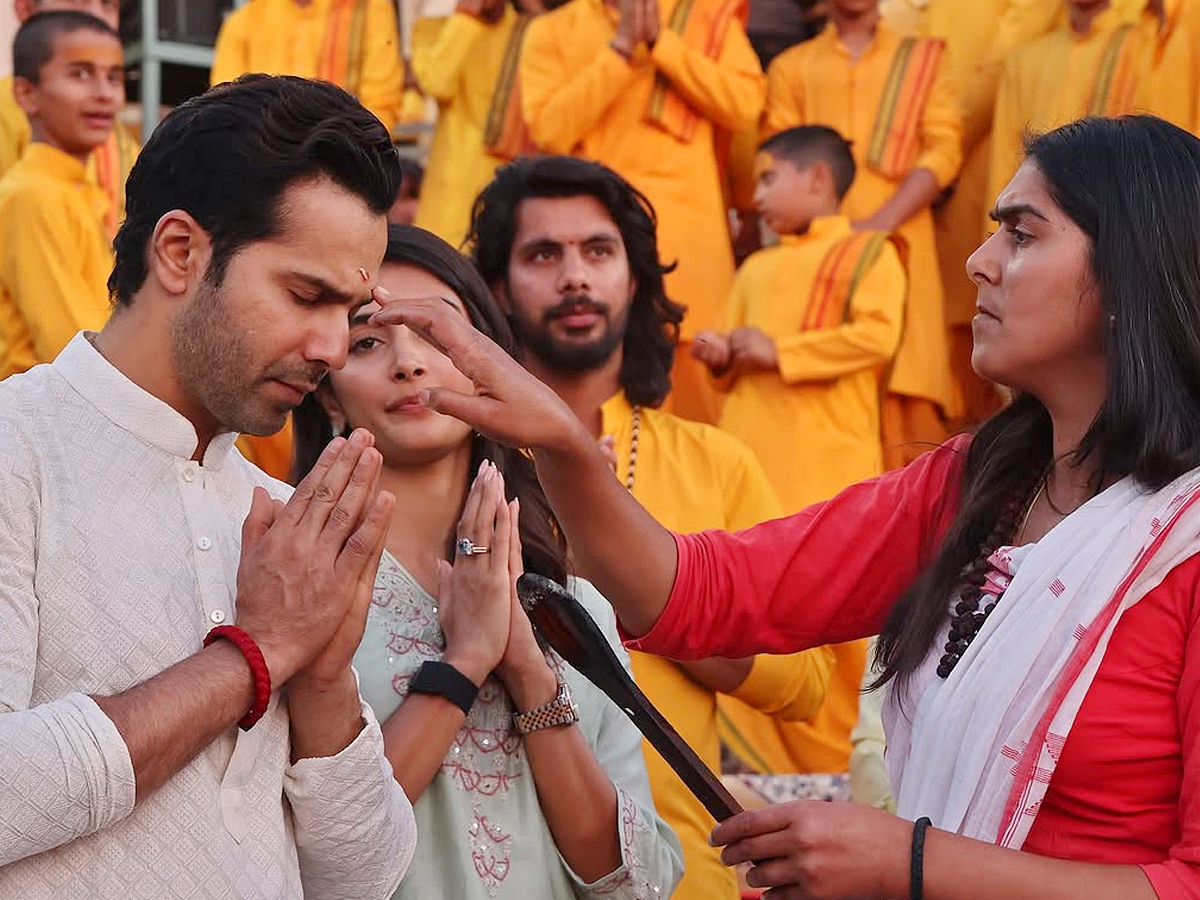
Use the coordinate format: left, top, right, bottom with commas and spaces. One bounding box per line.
233, 428, 396, 688
437, 460, 520, 688
710, 799, 913, 900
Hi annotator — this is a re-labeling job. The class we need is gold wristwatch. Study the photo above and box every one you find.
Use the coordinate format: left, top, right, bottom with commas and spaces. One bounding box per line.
512, 681, 579, 735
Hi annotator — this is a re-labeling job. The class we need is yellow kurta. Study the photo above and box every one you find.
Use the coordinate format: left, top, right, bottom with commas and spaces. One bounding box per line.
211, 0, 405, 130
884, 2, 1060, 426
520, 0, 765, 424
0, 144, 113, 380
716, 216, 905, 513
987, 6, 1174, 220
602, 392, 830, 900
763, 22, 962, 423
0, 75, 139, 242
411, 9, 523, 248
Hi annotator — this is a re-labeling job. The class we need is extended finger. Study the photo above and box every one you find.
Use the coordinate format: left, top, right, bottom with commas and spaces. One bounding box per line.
711, 806, 802, 847
456, 460, 493, 552
300, 429, 373, 539
745, 857, 805, 892
720, 829, 803, 867
507, 499, 524, 589
336, 487, 396, 581
489, 471, 512, 579
281, 436, 346, 525
322, 444, 383, 545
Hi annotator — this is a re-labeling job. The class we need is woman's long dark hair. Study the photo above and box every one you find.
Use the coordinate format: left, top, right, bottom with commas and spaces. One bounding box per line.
291, 224, 569, 586
876, 116, 1200, 692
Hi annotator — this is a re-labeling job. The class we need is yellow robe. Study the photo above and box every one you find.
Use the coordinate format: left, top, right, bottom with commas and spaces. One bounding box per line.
0, 75, 138, 242
520, 0, 766, 423
211, 0, 405, 131
763, 21, 962, 443
987, 6, 1166, 219
602, 391, 831, 900
0, 144, 113, 380
411, 9, 526, 248
883, 2, 1059, 427
716, 216, 905, 513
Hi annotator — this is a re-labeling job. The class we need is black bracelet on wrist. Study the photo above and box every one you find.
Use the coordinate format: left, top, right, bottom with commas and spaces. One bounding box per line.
910, 816, 932, 900
409, 660, 480, 716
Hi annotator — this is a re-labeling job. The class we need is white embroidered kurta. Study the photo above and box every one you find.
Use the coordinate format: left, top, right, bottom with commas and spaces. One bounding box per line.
0, 333, 417, 898
353, 555, 684, 900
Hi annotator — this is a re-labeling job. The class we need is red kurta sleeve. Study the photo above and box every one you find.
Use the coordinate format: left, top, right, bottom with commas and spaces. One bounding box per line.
626, 436, 969, 660
1141, 554, 1200, 899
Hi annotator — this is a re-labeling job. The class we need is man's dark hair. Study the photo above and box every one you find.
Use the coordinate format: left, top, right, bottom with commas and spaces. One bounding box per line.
13, 10, 118, 84
466, 155, 684, 408
759, 125, 857, 200
109, 74, 401, 306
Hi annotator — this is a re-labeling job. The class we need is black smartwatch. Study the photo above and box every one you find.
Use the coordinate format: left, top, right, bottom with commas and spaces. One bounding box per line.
408, 660, 480, 716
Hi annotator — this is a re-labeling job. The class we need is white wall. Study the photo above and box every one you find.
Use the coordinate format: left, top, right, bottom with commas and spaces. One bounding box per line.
0, 4, 17, 78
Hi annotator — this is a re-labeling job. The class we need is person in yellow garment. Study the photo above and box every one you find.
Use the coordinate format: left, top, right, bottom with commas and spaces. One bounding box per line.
210, 0, 406, 132
881, 0, 1059, 430
410, 0, 545, 248
517, 0, 766, 426
692, 125, 902, 809
467, 155, 834, 900
986, 0, 1194, 228
763, 0, 962, 470
0, 11, 121, 380
0, 0, 136, 243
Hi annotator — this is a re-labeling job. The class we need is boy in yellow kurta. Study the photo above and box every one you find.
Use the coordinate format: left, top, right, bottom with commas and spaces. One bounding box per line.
763, 0, 962, 469
211, 0, 406, 132
410, 0, 541, 247
693, 125, 901, 790
0, 11, 121, 380
518, 0, 766, 425
882, 0, 1059, 428
0, 0, 136, 242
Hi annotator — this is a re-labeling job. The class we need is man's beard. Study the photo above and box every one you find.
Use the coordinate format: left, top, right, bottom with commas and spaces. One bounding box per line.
171, 278, 325, 437
509, 294, 628, 374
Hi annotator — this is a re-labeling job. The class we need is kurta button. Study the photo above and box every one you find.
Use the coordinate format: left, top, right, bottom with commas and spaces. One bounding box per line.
183, 469, 196, 483
210, 609, 226, 624
197, 537, 213, 551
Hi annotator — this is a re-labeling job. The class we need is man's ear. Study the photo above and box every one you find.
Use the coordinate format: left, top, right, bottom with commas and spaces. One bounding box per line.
148, 210, 213, 297
13, 1, 39, 24
12, 75, 38, 121
314, 381, 347, 435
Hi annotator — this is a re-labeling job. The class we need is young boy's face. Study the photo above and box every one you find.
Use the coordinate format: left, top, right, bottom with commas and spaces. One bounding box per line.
753, 151, 831, 236
17, 28, 124, 158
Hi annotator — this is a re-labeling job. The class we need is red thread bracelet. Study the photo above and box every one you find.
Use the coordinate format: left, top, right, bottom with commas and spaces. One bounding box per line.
204, 625, 272, 730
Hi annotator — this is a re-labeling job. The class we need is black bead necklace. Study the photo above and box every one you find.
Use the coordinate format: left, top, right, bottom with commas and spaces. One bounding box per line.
936, 473, 1045, 678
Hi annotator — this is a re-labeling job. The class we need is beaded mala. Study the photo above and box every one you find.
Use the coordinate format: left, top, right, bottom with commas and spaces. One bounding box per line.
624, 405, 642, 491
936, 472, 1045, 678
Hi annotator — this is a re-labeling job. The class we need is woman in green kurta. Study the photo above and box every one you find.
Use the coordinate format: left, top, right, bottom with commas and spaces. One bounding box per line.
291, 224, 683, 900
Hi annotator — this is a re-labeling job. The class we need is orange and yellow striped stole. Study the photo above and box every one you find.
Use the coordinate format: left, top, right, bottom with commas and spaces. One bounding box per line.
1087, 24, 1140, 116
800, 232, 893, 331
318, 0, 371, 96
483, 15, 536, 160
865, 36, 945, 181
645, 0, 746, 143
90, 125, 136, 242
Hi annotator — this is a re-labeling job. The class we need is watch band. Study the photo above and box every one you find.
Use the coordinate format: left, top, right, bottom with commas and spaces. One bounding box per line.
512, 681, 579, 735
408, 661, 479, 716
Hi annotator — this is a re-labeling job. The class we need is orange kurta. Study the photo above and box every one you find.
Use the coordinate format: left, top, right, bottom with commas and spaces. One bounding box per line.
763, 22, 962, 436
520, 0, 765, 422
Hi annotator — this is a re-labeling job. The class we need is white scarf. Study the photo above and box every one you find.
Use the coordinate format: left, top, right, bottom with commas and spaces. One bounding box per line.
885, 466, 1200, 848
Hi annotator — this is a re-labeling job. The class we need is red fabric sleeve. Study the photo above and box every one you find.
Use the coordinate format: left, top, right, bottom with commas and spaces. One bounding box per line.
626, 436, 969, 660
1141, 556, 1200, 900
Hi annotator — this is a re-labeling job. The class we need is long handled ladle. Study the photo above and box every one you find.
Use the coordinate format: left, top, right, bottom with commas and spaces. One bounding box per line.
516, 572, 744, 822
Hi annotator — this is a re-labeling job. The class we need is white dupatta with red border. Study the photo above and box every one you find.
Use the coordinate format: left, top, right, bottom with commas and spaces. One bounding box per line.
884, 467, 1200, 848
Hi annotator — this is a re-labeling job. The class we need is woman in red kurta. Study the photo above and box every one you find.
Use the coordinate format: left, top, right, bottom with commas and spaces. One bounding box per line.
371, 119, 1200, 900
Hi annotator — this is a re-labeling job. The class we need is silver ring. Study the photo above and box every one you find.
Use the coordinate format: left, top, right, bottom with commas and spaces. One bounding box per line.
456, 538, 490, 556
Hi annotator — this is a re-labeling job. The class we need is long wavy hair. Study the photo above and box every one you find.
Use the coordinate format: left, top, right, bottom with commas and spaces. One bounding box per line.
466, 155, 685, 408
875, 116, 1200, 692
291, 224, 569, 586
